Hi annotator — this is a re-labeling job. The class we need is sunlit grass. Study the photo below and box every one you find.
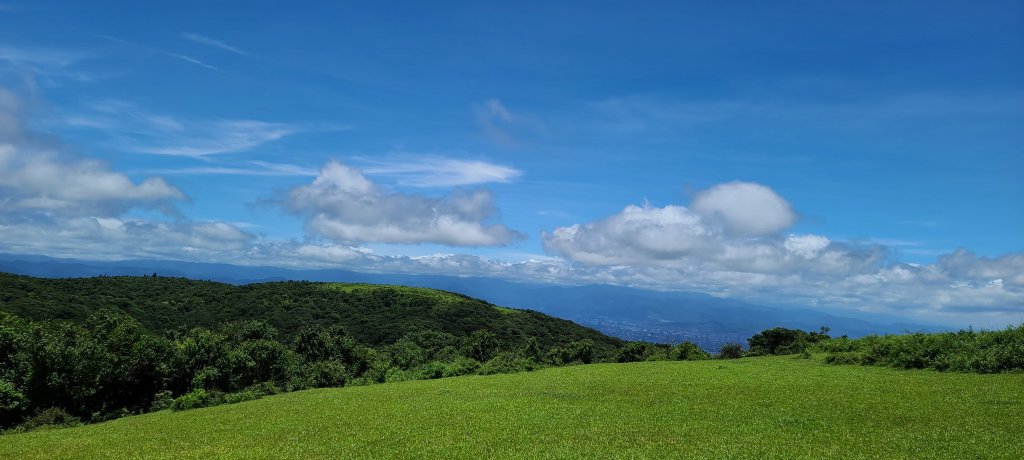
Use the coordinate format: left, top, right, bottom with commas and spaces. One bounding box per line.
3, 356, 1021, 458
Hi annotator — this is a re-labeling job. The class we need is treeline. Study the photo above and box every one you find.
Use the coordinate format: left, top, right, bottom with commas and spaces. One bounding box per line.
713, 325, 1024, 374
0, 309, 712, 432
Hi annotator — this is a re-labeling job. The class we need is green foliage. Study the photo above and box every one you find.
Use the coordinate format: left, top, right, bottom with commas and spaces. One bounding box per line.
478, 352, 539, 375
302, 361, 348, 389
718, 342, 744, 359
15, 407, 81, 432
170, 389, 220, 411
615, 342, 662, 363
546, 339, 596, 365
670, 341, 711, 360
0, 273, 622, 357
817, 326, 1024, 373
462, 330, 499, 362
824, 351, 864, 365
747, 326, 830, 356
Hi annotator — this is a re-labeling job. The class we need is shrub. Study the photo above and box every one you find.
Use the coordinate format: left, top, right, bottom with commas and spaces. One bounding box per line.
671, 342, 711, 361
718, 343, 744, 359
304, 361, 348, 388
546, 340, 595, 365
440, 357, 482, 377
748, 327, 829, 356
825, 352, 864, 365
478, 352, 539, 375
149, 390, 174, 412
17, 407, 81, 431
170, 388, 222, 411
615, 342, 651, 363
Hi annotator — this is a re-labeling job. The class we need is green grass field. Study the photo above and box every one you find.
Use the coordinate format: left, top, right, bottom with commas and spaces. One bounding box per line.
3, 356, 1021, 459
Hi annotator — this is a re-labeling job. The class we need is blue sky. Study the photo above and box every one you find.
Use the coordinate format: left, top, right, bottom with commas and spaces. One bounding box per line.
1, 1, 1022, 326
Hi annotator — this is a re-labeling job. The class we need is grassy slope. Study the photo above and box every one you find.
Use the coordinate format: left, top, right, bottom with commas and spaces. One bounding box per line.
3, 357, 1022, 459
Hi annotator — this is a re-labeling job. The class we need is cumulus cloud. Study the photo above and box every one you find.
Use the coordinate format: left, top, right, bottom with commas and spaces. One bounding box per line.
542, 182, 806, 269
543, 204, 717, 265
0, 87, 255, 259
0, 90, 184, 217
286, 161, 523, 246
691, 181, 796, 236
541, 181, 1024, 321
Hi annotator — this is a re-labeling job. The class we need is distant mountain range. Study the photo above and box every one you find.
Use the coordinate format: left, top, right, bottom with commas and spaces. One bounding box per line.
0, 253, 942, 350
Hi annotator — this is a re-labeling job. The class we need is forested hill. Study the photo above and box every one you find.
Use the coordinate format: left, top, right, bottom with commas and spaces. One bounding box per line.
0, 272, 622, 355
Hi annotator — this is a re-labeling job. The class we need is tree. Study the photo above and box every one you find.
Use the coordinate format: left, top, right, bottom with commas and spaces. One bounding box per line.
718, 342, 744, 359
169, 328, 228, 393
616, 342, 651, 363
86, 310, 167, 414
522, 337, 543, 362
463, 330, 499, 362
748, 327, 827, 355
671, 341, 710, 360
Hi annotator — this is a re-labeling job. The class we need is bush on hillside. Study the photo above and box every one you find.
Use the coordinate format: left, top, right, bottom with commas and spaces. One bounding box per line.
671, 341, 710, 361
818, 326, 1024, 373
170, 389, 221, 411
478, 352, 539, 375
718, 343, 744, 359
747, 327, 830, 356
17, 407, 81, 431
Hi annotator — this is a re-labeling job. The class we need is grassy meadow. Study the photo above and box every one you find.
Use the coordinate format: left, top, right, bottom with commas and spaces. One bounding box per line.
3, 356, 1021, 459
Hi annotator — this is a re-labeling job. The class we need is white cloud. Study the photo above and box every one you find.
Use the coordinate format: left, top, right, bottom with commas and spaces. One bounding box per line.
0, 87, 254, 260
540, 182, 1023, 322
543, 204, 717, 265
691, 181, 796, 236
287, 160, 523, 246
0, 217, 255, 260
136, 120, 295, 156
182, 33, 249, 56
784, 234, 830, 258
358, 156, 521, 187
0, 90, 184, 217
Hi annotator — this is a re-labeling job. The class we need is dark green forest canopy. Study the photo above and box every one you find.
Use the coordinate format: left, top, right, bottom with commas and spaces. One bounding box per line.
0, 272, 622, 354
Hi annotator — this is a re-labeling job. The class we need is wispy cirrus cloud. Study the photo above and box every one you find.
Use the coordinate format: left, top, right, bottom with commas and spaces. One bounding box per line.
356, 155, 522, 187
474, 98, 545, 147
0, 45, 97, 83
63, 100, 299, 157
0, 45, 85, 69
182, 32, 249, 56
147, 160, 318, 177
99, 35, 218, 71
135, 119, 295, 156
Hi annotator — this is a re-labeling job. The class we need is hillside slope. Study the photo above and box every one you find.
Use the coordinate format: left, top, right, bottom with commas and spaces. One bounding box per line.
2, 357, 1020, 459
0, 272, 621, 353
